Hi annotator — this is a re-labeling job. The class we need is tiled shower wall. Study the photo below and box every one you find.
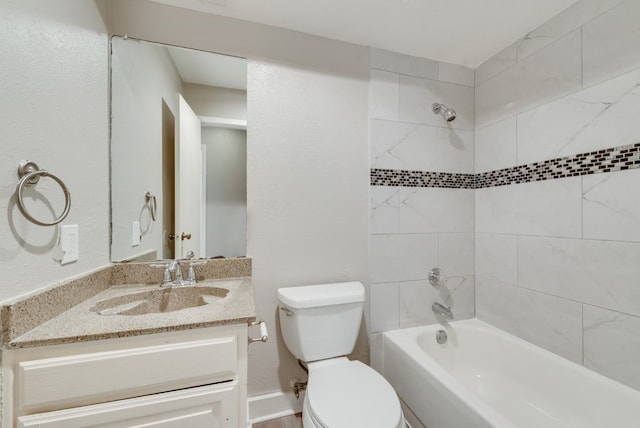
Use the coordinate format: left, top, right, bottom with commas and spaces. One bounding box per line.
370, 0, 640, 392
368, 49, 476, 334
475, 0, 640, 391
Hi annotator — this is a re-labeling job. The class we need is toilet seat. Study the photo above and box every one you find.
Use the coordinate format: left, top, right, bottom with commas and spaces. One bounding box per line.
305, 358, 404, 428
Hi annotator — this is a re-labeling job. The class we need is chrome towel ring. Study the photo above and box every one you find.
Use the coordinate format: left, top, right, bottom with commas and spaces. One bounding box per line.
145, 191, 157, 222
16, 160, 71, 227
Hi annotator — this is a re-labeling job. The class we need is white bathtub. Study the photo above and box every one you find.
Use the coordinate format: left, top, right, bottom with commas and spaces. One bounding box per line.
382, 319, 640, 428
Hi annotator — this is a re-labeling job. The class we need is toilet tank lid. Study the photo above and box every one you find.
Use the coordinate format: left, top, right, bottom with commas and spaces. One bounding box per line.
277, 282, 364, 309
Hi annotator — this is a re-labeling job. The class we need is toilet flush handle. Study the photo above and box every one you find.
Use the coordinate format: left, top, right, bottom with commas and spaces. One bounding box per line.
280, 306, 294, 317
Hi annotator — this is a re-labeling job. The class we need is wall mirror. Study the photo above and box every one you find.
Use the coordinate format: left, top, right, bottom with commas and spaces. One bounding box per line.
110, 36, 247, 262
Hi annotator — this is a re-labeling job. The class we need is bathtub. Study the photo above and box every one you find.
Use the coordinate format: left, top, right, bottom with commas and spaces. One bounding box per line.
382, 319, 640, 428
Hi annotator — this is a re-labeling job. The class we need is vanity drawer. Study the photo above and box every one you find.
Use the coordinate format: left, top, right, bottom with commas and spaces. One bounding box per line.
17, 336, 237, 413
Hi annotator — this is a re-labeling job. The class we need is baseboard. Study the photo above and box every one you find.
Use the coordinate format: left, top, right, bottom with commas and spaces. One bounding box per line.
248, 390, 305, 425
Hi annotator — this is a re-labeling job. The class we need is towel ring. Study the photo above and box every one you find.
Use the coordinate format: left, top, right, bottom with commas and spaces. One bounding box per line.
145, 191, 157, 222
16, 160, 71, 227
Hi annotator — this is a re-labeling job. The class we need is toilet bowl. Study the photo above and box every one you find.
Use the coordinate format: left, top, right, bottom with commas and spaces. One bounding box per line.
302, 358, 404, 428
277, 282, 404, 428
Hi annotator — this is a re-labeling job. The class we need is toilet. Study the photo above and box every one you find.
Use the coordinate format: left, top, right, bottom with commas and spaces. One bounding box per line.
277, 282, 405, 428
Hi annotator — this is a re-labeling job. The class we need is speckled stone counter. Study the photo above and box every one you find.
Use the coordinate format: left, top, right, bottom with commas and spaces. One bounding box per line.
0, 258, 254, 349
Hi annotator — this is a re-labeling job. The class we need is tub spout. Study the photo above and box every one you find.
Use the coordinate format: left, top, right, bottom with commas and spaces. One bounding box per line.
432, 302, 453, 321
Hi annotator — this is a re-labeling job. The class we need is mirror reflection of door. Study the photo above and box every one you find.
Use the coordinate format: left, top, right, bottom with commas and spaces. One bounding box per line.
161, 100, 176, 259
176, 94, 202, 259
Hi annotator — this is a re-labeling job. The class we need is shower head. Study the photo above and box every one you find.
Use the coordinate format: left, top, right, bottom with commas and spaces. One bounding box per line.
432, 103, 456, 122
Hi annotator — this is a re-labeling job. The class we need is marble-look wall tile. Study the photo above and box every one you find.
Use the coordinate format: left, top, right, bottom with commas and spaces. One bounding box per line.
583, 305, 640, 391
370, 186, 399, 234
399, 276, 474, 327
368, 332, 385, 374
517, 67, 640, 165
439, 233, 475, 277
516, 0, 625, 62
399, 75, 474, 131
370, 119, 438, 171
370, 233, 438, 283
370, 282, 400, 333
583, 169, 640, 242
399, 188, 474, 233
475, 41, 518, 86
370, 234, 400, 283
583, 0, 640, 87
370, 69, 399, 120
370, 48, 439, 80
437, 127, 475, 174
475, 185, 518, 234
440, 233, 475, 277
475, 117, 517, 173
370, 120, 473, 174
438, 62, 474, 87
475, 233, 518, 285
518, 236, 640, 317
476, 29, 582, 128
475, 178, 582, 238
476, 276, 583, 363
514, 177, 582, 238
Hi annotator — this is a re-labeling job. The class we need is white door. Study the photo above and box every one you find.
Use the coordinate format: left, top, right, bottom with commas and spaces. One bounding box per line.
17, 383, 237, 428
175, 94, 202, 259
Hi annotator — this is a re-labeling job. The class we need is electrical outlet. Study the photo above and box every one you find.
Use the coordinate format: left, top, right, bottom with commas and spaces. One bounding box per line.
60, 224, 79, 265
132, 221, 141, 246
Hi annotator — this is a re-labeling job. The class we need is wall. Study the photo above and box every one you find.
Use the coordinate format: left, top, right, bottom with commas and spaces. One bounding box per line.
111, 38, 183, 261
475, 0, 640, 391
367, 48, 475, 368
182, 83, 248, 258
0, 0, 109, 302
107, 0, 370, 396
202, 127, 247, 257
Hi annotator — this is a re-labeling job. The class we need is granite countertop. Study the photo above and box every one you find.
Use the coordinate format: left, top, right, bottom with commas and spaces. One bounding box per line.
1, 259, 255, 349
8, 278, 256, 348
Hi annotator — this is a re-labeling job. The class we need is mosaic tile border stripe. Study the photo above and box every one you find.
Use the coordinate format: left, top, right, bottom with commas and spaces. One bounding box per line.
370, 168, 475, 188
370, 142, 640, 189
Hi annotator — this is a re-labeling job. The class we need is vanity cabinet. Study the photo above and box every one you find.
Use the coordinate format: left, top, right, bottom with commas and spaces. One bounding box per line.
2, 324, 248, 428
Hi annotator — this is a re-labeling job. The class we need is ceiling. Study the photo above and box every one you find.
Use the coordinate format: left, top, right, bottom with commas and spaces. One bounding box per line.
167, 45, 247, 90
148, 0, 579, 67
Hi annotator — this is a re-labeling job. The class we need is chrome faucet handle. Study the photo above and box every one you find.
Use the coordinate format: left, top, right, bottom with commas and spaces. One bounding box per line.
185, 260, 206, 285
150, 262, 172, 286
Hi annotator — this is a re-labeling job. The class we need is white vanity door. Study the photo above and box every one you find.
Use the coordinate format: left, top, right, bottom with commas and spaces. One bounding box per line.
17, 382, 237, 428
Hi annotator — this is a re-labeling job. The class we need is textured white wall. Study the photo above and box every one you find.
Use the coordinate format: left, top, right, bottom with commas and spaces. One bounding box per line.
108, 0, 370, 396
0, 0, 109, 302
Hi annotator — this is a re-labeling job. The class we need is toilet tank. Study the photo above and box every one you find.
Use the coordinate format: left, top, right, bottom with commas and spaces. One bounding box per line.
277, 282, 365, 362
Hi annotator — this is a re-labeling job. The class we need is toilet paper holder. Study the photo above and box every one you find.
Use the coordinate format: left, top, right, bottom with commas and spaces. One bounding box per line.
248, 320, 268, 344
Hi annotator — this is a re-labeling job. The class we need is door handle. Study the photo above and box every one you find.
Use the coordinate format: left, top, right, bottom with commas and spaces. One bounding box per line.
181, 232, 192, 241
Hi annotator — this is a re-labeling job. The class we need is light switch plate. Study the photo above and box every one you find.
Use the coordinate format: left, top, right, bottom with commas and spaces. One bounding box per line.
60, 224, 79, 265
132, 221, 141, 247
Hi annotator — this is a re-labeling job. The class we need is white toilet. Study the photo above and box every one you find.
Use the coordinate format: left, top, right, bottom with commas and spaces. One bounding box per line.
277, 282, 405, 428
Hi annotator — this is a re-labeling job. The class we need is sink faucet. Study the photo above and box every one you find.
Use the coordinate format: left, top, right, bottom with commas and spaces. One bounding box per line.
151, 260, 185, 287
151, 259, 206, 287
432, 302, 453, 321
167, 259, 184, 285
